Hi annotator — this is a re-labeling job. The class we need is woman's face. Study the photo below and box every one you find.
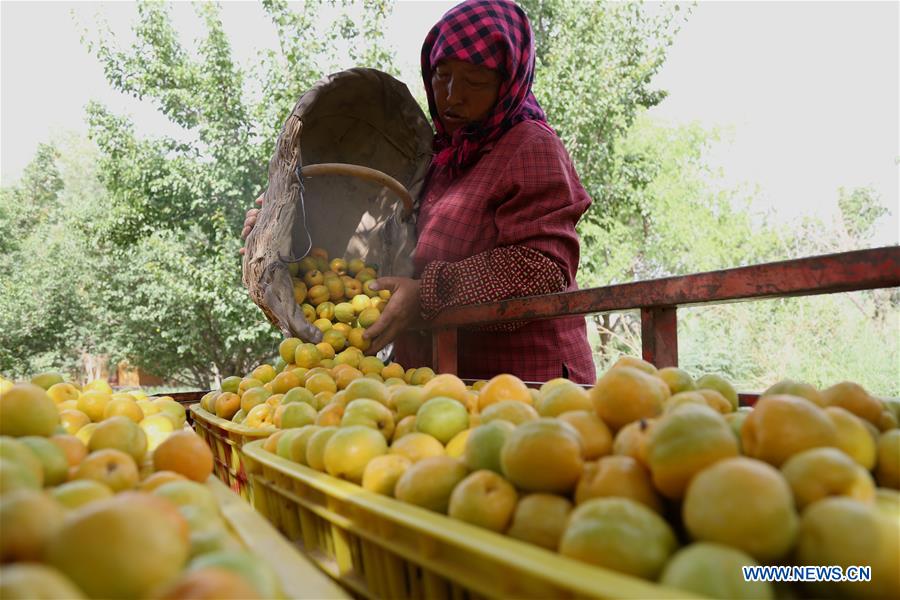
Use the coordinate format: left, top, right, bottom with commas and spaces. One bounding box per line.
431, 59, 501, 135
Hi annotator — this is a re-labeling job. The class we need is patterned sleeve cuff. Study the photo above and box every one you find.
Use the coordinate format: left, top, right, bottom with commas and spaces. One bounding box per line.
419, 260, 450, 321
418, 246, 566, 324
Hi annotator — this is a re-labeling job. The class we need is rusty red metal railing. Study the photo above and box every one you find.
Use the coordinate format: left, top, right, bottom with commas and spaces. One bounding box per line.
426, 246, 900, 387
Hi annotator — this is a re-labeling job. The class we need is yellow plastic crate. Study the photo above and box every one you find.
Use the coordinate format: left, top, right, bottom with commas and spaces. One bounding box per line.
189, 404, 273, 502
207, 477, 349, 599
242, 440, 696, 600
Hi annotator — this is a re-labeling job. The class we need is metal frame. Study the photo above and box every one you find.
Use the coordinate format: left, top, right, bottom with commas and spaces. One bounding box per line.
426, 246, 900, 385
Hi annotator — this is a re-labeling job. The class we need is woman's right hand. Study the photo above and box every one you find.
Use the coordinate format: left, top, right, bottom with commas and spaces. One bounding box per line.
238, 194, 264, 255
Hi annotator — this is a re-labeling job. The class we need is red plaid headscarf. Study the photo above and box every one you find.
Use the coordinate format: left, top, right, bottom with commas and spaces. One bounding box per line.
421, 0, 549, 173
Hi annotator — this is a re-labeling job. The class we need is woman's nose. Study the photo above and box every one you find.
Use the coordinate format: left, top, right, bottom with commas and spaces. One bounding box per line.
445, 76, 463, 104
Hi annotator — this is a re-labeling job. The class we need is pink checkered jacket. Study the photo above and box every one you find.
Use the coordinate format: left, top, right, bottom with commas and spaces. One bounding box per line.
394, 120, 596, 384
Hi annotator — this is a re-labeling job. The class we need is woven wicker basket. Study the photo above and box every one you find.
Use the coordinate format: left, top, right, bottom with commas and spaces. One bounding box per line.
242, 68, 432, 341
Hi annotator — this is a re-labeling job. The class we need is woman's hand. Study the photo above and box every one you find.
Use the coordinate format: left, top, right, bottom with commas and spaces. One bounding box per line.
238, 194, 264, 255
363, 277, 421, 355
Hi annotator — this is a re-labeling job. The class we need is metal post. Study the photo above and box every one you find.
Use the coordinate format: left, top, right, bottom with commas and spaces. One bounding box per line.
640, 306, 678, 368
432, 329, 458, 375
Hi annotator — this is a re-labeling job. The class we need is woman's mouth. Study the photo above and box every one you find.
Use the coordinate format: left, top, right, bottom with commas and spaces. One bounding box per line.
442, 111, 467, 126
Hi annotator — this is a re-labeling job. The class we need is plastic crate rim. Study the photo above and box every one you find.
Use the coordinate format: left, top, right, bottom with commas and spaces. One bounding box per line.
189, 403, 277, 437
243, 440, 696, 600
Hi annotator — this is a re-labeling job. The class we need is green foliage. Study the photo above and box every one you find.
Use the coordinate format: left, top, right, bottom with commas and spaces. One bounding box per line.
251, 0, 399, 161
80, 0, 399, 245
0, 136, 111, 378
0, 144, 64, 256
73, 0, 400, 385
83, 1, 263, 245
99, 229, 281, 387
1, 0, 400, 385
677, 292, 899, 397
585, 117, 898, 395
520, 2, 894, 397
837, 186, 889, 243
577, 114, 786, 288
522, 0, 686, 283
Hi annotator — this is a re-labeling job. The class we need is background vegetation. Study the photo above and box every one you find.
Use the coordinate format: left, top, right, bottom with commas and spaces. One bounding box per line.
1, 0, 896, 395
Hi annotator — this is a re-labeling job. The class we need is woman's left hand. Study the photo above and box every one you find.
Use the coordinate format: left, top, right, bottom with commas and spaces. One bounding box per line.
363, 277, 421, 355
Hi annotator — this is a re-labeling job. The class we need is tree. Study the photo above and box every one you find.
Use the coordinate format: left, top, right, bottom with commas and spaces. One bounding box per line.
522, 0, 687, 284
837, 186, 890, 248
567, 112, 898, 397
72, 0, 399, 385
0, 135, 112, 379
0, 144, 64, 256
98, 229, 281, 388
575, 113, 784, 368
667, 178, 897, 395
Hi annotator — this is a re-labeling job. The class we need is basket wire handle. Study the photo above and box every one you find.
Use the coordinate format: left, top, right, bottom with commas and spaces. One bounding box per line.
299, 163, 414, 221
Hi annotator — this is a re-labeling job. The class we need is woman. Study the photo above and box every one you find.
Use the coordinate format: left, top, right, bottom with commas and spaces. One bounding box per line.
244, 0, 595, 383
